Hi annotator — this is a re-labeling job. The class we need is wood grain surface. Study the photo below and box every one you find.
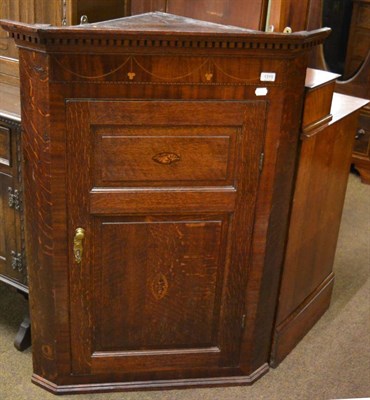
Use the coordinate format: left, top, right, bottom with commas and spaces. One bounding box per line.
0, 12, 330, 393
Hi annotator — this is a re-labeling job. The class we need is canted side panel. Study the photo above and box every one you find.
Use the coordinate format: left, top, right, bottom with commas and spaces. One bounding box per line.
93, 216, 227, 352
276, 113, 360, 325
19, 50, 58, 379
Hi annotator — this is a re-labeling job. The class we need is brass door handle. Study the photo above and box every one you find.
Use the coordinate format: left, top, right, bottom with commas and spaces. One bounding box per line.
73, 228, 85, 264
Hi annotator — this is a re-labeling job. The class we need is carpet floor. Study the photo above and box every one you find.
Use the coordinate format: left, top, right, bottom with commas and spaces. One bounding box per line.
0, 173, 369, 400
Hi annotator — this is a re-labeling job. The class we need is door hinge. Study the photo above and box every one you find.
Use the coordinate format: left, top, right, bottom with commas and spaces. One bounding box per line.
259, 152, 265, 173
8, 187, 22, 211
241, 314, 246, 330
11, 251, 24, 273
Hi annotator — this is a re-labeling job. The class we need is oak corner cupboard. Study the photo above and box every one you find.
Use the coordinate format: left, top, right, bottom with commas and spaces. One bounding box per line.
0, 12, 330, 394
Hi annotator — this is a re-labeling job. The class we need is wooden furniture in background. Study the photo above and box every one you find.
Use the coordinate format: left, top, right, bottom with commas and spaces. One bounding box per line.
305, 0, 370, 184
343, 0, 370, 79
338, 0, 370, 184
127, 0, 328, 33
0, 12, 329, 393
129, 0, 269, 30
0, 0, 129, 86
268, 0, 318, 32
271, 69, 369, 365
336, 54, 370, 184
0, 83, 24, 290
0, 82, 30, 350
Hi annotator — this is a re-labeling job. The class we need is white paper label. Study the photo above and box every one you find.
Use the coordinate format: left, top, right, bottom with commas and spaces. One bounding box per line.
255, 87, 268, 96
260, 72, 276, 82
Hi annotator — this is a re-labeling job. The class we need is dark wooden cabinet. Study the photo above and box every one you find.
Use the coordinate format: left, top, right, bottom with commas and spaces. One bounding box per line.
341, 0, 370, 184
352, 107, 370, 184
0, 85, 25, 291
306, 0, 370, 184
0, 1, 367, 393
0, 83, 30, 350
0, 12, 330, 393
336, 53, 370, 184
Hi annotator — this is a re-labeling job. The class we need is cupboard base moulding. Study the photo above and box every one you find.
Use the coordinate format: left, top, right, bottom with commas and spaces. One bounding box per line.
32, 364, 269, 394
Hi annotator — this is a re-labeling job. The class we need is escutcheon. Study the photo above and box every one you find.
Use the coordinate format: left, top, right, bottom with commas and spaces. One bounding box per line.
73, 228, 85, 264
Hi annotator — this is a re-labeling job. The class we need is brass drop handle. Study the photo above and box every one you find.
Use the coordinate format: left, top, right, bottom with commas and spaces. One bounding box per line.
73, 228, 85, 264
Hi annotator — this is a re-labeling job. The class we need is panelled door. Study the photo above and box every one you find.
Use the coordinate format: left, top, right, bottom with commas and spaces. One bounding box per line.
0, 172, 18, 282
67, 100, 266, 376
0, 124, 22, 287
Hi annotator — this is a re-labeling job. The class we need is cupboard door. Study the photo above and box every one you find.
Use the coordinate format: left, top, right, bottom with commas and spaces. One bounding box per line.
0, 122, 25, 288
0, 172, 18, 283
67, 100, 266, 376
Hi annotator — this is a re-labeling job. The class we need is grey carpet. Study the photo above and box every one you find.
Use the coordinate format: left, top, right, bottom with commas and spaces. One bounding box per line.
0, 173, 369, 400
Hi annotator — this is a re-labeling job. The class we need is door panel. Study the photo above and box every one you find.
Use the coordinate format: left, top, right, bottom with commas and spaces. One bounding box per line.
0, 172, 17, 281
0, 126, 11, 166
67, 100, 266, 376
94, 216, 226, 352
93, 126, 236, 186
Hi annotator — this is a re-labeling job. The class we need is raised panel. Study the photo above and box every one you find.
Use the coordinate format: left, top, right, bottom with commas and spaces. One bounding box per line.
0, 125, 11, 166
93, 216, 227, 352
0, 174, 8, 262
0, 172, 17, 282
94, 126, 236, 186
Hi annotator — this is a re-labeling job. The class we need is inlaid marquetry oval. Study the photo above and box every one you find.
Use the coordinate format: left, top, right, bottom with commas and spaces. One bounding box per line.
152, 152, 181, 165
151, 272, 169, 300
